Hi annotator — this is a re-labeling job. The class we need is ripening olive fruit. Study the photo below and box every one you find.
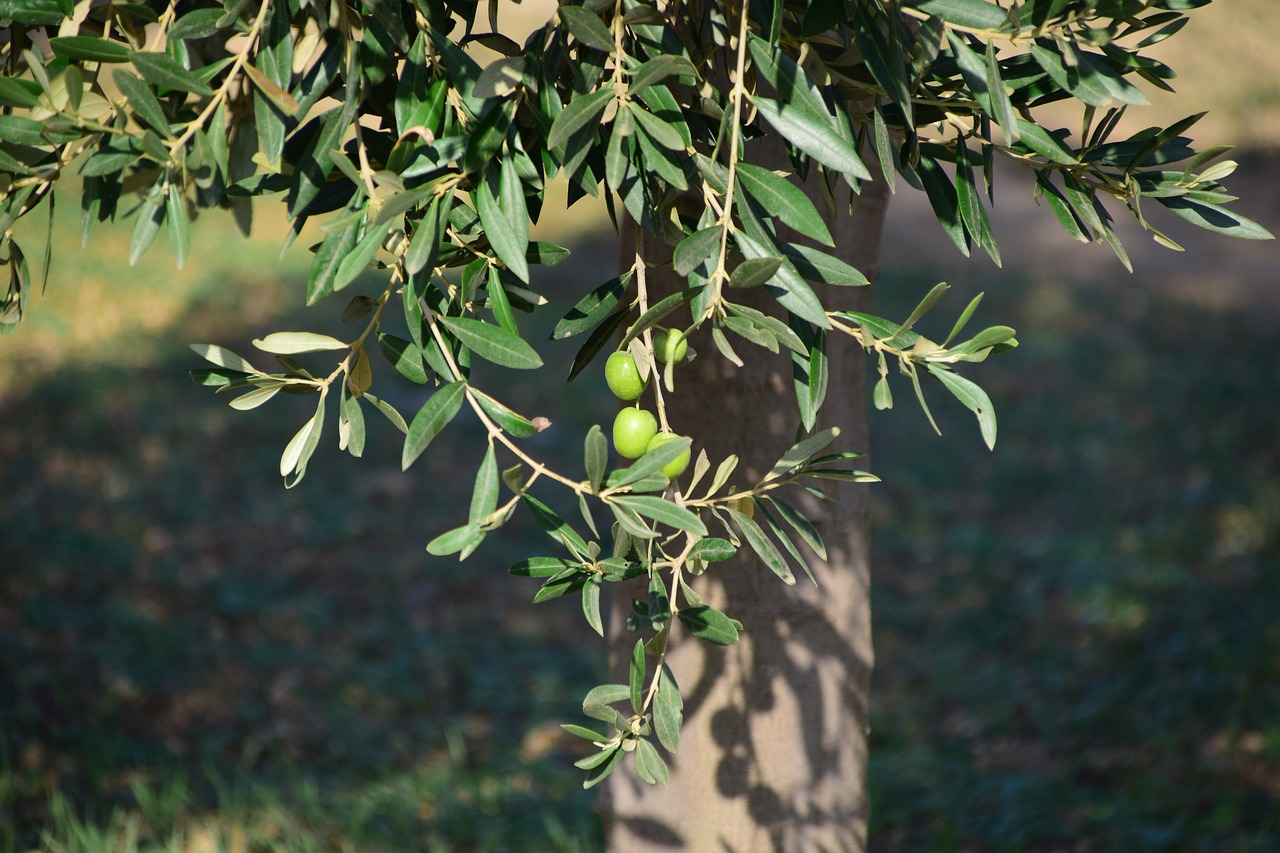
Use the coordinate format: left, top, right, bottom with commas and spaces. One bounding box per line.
645, 431, 691, 479
653, 329, 688, 365
613, 407, 658, 459
605, 351, 647, 401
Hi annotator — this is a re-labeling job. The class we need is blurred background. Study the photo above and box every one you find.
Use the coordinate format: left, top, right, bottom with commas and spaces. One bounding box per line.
3, 3, 1279, 850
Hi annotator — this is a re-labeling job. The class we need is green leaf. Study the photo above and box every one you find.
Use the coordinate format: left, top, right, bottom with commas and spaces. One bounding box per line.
128, 191, 165, 266
582, 577, 604, 636
631, 105, 686, 152
469, 442, 500, 525
510, 557, 581, 577
582, 683, 631, 722
378, 333, 430, 384
692, 537, 736, 563
1157, 197, 1273, 241
341, 392, 366, 457
306, 220, 359, 306
560, 5, 615, 52
48, 36, 131, 63
440, 316, 543, 369
426, 523, 483, 557
734, 231, 829, 328
750, 96, 871, 182
130, 51, 214, 96
673, 227, 720, 279
474, 166, 530, 283
548, 88, 613, 151
628, 55, 696, 95
279, 394, 326, 485
905, 0, 1009, 30
735, 163, 833, 246
113, 70, 170, 137
523, 493, 592, 558
401, 380, 466, 470
609, 436, 693, 488
169, 8, 225, 40
780, 242, 870, 286
1015, 121, 1079, 165
653, 664, 683, 753
765, 496, 826, 561
628, 639, 646, 713
634, 738, 669, 787
618, 288, 698, 349
474, 393, 539, 438
677, 605, 741, 646
728, 256, 782, 290
927, 364, 997, 450
253, 331, 348, 354
166, 184, 189, 270
554, 271, 632, 339
725, 507, 793, 585
612, 496, 707, 537
585, 424, 608, 491
191, 343, 256, 373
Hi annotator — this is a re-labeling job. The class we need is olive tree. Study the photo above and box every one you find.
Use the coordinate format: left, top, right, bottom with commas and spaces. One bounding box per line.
0, 0, 1269, 847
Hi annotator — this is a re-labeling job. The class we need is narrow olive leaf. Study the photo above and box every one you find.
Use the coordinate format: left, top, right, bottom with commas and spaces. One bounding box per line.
628, 639, 646, 713
130, 51, 214, 96
583, 684, 631, 722
611, 501, 657, 539
673, 227, 721, 277
610, 437, 692, 488
166, 184, 189, 269
470, 442, 500, 524
729, 257, 782, 289
574, 746, 618, 770
560, 5, 615, 51
942, 292, 984, 347
765, 427, 840, 481
333, 220, 387, 292
635, 738, 670, 787
766, 496, 827, 560
128, 192, 165, 266
49, 36, 131, 63
1157, 197, 1274, 241
364, 393, 409, 434
915, 154, 969, 256
404, 194, 445, 275
711, 326, 744, 367
486, 266, 518, 335
631, 105, 686, 152
677, 605, 742, 646
523, 493, 593, 558
985, 41, 1020, 142
582, 578, 604, 637
895, 281, 951, 340
474, 392, 540, 438
582, 747, 625, 789
618, 289, 697, 349
191, 343, 256, 373
534, 569, 589, 603
691, 537, 736, 563
475, 170, 530, 283
614, 496, 707, 536
510, 556, 580, 577
439, 316, 543, 369
905, 0, 1009, 30
852, 5, 912, 127
1036, 172, 1091, 242
426, 523, 483, 556
553, 271, 632, 339
628, 55, 697, 95
927, 364, 996, 450
242, 62, 299, 115
377, 333, 430, 384
750, 96, 871, 182
735, 163, 833, 246
228, 384, 282, 410
548, 88, 614, 151
734, 232, 829, 328
585, 424, 608, 491
1015, 120, 1078, 165
745, 33, 830, 124
752, 498, 813, 585
402, 380, 467, 470
568, 308, 629, 382
307, 220, 359, 305
653, 664, 683, 753
279, 398, 324, 480
724, 507, 793, 585
343, 393, 366, 457
253, 331, 348, 354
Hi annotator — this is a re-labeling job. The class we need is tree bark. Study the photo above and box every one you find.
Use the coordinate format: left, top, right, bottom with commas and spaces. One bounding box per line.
601, 165, 890, 851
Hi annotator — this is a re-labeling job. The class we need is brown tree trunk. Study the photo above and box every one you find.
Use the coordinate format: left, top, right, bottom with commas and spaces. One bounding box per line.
600, 163, 890, 851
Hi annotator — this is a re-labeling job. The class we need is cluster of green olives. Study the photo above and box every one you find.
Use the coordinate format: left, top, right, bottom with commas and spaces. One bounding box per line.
605, 329, 691, 480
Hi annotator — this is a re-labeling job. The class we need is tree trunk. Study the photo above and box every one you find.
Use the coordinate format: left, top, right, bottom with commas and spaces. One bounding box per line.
601, 165, 890, 851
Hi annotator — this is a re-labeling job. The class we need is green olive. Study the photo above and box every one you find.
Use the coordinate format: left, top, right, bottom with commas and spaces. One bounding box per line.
605, 351, 647, 401
645, 431, 691, 479
613, 408, 658, 459
653, 329, 688, 365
